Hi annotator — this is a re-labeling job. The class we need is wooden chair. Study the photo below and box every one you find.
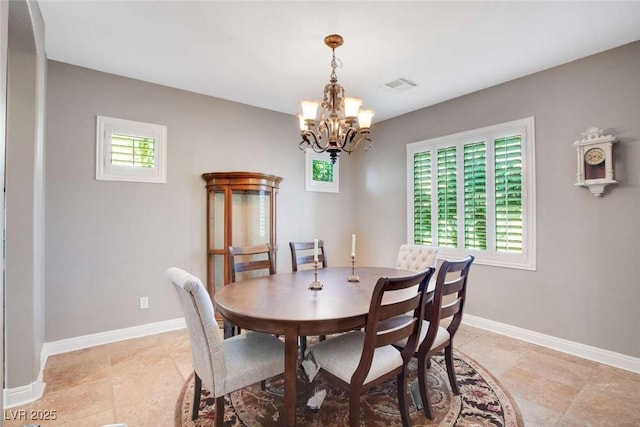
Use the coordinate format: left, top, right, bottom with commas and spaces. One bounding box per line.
166, 267, 284, 427
227, 243, 275, 336
289, 240, 327, 272
308, 268, 435, 427
289, 240, 327, 354
392, 255, 474, 419
229, 243, 275, 282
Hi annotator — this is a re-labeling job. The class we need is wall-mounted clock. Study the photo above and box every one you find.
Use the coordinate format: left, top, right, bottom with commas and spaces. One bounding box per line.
573, 127, 617, 197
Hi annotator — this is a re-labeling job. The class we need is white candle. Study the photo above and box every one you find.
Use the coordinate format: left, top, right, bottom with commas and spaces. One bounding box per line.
314, 238, 319, 262
351, 234, 356, 258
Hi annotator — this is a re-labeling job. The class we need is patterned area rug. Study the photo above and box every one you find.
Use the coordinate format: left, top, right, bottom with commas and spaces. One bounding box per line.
176, 350, 523, 426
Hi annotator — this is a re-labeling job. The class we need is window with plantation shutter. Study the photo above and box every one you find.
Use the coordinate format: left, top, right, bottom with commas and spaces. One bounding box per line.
406, 117, 536, 270
96, 116, 167, 183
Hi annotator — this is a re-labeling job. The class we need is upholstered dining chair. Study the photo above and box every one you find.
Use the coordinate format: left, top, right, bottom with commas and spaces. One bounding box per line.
227, 243, 275, 336
307, 268, 435, 427
396, 244, 439, 272
166, 267, 284, 427
289, 240, 327, 272
396, 244, 439, 320
289, 240, 328, 354
389, 255, 474, 419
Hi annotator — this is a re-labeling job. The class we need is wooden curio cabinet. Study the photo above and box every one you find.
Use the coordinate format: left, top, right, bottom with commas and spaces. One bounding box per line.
201, 172, 282, 299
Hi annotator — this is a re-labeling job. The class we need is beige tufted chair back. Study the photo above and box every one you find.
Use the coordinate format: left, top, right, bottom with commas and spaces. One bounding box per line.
396, 244, 439, 272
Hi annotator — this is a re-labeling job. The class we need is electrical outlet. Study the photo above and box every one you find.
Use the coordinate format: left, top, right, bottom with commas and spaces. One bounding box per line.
139, 296, 149, 309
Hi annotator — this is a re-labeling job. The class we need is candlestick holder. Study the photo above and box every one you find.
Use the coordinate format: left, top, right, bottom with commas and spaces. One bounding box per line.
347, 255, 360, 282
308, 260, 323, 290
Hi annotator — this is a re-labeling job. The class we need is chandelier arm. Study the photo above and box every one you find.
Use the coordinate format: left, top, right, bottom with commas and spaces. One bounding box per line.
311, 130, 327, 153
345, 131, 373, 153
338, 127, 360, 153
316, 121, 331, 149
300, 130, 318, 149
362, 136, 374, 151
311, 144, 327, 154
301, 124, 337, 154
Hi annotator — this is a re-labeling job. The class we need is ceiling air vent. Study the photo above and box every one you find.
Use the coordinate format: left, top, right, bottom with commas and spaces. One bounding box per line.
384, 77, 419, 93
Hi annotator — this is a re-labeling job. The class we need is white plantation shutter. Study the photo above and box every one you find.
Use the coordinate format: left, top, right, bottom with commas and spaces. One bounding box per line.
437, 147, 457, 248
463, 141, 487, 250
494, 135, 523, 253
413, 151, 432, 245
110, 133, 156, 168
407, 117, 535, 270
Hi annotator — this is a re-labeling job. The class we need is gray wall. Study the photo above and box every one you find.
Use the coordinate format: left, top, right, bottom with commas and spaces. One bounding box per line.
6, 47, 37, 389
5, 0, 46, 389
356, 41, 640, 357
0, 0, 7, 410
45, 61, 358, 342
44, 41, 640, 359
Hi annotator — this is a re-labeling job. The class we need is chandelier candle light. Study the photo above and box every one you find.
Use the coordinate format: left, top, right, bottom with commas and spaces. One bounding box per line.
309, 238, 323, 290
298, 34, 374, 164
348, 233, 360, 282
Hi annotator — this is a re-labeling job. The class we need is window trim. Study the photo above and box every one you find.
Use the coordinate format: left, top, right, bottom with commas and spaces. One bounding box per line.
407, 117, 536, 270
96, 116, 167, 183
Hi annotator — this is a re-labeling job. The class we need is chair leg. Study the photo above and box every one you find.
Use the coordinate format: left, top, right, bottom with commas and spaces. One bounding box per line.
260, 380, 266, 391
444, 344, 459, 394
300, 335, 307, 356
191, 373, 202, 420
348, 389, 361, 427
223, 320, 236, 338
418, 356, 434, 420
397, 370, 411, 427
215, 395, 225, 427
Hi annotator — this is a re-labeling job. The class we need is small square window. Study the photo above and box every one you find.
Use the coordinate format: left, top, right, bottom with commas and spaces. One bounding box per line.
305, 151, 339, 192
96, 116, 167, 183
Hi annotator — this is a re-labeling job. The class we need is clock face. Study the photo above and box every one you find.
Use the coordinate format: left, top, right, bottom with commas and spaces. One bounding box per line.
585, 147, 605, 165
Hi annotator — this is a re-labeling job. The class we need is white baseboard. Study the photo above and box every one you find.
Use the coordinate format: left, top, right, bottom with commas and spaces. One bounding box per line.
3, 317, 186, 408
463, 314, 640, 374
3, 380, 46, 409
42, 317, 186, 357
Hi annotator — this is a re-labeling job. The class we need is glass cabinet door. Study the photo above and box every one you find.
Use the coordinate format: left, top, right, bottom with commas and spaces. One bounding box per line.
231, 190, 272, 247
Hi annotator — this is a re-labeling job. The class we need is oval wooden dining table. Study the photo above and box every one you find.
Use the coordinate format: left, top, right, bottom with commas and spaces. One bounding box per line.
214, 266, 415, 427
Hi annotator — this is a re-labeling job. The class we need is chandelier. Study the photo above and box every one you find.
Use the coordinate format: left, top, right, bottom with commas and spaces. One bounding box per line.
297, 34, 374, 164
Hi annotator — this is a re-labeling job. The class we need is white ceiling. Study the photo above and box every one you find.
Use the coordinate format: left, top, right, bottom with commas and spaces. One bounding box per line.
38, 1, 640, 122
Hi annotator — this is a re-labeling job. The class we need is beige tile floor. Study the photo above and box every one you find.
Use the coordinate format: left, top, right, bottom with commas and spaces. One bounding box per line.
4, 325, 639, 426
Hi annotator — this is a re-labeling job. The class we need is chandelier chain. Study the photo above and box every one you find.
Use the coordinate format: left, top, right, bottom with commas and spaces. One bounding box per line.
329, 49, 342, 83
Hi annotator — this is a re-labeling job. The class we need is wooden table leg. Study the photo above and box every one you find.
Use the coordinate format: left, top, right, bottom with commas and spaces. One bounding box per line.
283, 325, 298, 427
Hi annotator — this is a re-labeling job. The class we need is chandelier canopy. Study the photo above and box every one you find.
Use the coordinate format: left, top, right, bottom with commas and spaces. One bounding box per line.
297, 34, 374, 164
